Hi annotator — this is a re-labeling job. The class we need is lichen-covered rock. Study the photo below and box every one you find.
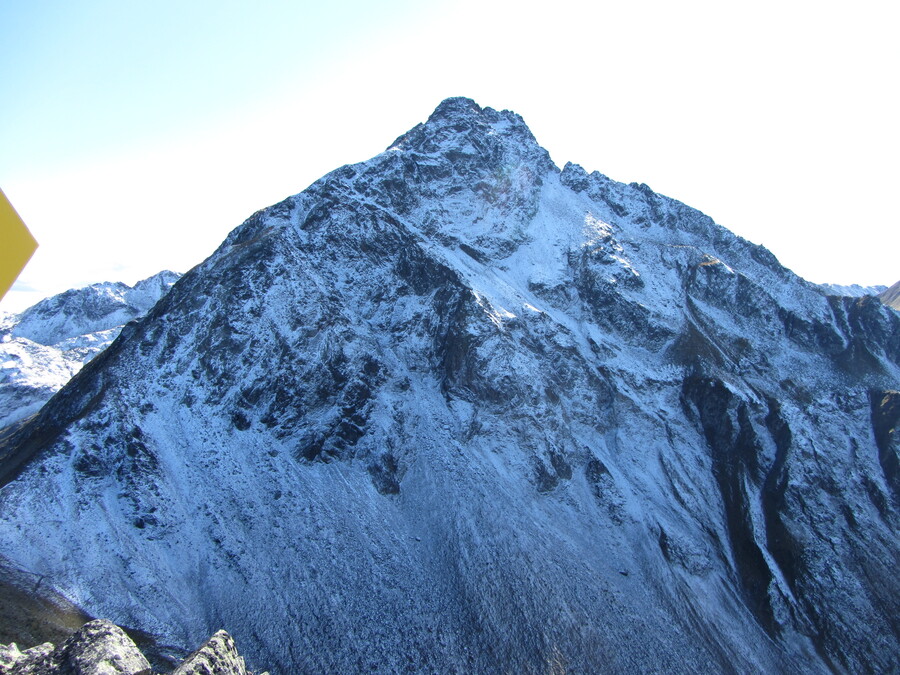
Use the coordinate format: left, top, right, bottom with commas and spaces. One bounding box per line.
1, 620, 150, 674
0, 641, 53, 673
49, 620, 151, 675
169, 631, 245, 675
0, 622, 263, 675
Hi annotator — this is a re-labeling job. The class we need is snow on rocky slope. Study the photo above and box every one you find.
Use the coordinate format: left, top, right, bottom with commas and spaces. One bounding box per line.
0, 271, 180, 429
817, 282, 887, 298
0, 98, 897, 674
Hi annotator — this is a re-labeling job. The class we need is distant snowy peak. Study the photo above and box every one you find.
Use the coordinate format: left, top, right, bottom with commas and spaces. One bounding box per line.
11, 270, 180, 346
818, 282, 888, 298
0, 270, 181, 429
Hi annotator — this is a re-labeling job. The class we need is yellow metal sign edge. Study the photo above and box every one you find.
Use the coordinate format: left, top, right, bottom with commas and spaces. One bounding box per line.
0, 188, 39, 302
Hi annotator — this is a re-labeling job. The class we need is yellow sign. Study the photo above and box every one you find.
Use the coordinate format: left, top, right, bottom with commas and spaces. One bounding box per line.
0, 189, 38, 301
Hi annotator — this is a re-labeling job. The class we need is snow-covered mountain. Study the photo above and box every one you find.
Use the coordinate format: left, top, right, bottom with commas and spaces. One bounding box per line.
817, 282, 887, 298
0, 98, 897, 674
0, 271, 180, 428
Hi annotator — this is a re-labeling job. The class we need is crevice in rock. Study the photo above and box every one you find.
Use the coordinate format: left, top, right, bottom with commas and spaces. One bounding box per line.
681, 376, 779, 636
870, 390, 900, 506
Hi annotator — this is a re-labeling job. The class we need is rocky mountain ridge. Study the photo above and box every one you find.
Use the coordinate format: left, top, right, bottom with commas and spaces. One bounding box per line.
0, 272, 180, 429
0, 97, 897, 673
2, 272, 889, 439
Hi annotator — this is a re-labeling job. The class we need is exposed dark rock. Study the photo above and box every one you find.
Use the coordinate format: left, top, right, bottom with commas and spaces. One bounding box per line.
367, 452, 401, 495
681, 378, 779, 630
870, 390, 900, 503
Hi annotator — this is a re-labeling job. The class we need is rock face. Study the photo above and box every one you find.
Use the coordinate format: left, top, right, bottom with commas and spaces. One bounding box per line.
0, 272, 180, 429
0, 620, 260, 675
0, 98, 897, 673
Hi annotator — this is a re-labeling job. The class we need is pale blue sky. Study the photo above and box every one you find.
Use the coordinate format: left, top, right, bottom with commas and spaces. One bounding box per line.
1, 0, 427, 171
2, 0, 897, 311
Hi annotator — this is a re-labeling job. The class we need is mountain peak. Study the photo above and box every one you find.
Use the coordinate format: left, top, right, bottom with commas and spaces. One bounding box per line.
427, 95, 483, 121
385, 97, 554, 173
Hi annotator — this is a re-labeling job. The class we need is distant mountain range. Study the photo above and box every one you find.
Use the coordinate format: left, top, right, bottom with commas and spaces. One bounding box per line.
0, 271, 180, 428
817, 282, 887, 297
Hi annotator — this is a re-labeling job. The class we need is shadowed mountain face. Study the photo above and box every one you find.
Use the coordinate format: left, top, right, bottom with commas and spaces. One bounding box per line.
0, 97, 898, 674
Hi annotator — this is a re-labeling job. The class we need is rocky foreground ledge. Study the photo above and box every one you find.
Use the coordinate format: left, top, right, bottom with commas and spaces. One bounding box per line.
0, 620, 267, 675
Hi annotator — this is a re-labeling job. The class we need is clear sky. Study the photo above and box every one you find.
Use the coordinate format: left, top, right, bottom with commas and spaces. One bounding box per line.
1, 0, 897, 312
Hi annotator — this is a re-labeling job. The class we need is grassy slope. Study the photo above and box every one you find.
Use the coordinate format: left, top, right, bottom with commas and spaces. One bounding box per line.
880, 280, 900, 311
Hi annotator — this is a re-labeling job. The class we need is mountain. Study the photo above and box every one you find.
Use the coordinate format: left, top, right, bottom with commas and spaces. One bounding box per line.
0, 271, 180, 429
0, 98, 897, 674
880, 280, 900, 311
817, 282, 887, 298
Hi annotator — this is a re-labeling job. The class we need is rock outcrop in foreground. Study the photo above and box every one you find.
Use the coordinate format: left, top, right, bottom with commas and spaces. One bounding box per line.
0, 620, 263, 675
